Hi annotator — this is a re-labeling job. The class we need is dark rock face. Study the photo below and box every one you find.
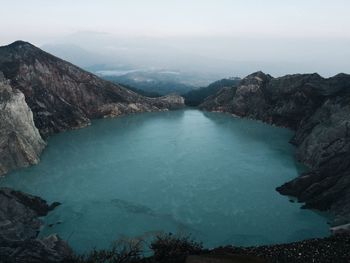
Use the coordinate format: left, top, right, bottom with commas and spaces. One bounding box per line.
200, 71, 350, 226
0, 188, 72, 262
182, 77, 241, 107
0, 41, 184, 137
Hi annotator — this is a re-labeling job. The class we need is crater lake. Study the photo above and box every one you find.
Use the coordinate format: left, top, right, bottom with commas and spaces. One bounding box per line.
0, 109, 330, 253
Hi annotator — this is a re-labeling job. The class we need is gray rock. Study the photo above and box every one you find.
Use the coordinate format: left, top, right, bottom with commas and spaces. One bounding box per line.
0, 188, 72, 262
200, 71, 350, 225
0, 75, 45, 176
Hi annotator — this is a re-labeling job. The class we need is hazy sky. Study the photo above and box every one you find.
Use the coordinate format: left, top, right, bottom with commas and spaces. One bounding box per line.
1, 0, 350, 77
2, 0, 350, 43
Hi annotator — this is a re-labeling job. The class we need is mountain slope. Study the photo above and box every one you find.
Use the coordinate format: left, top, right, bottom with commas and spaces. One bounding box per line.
0, 41, 184, 137
183, 77, 241, 106
0, 41, 184, 175
200, 71, 350, 227
102, 72, 194, 96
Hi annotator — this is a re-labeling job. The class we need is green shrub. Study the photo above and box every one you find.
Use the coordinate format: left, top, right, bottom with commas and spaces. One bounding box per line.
71, 239, 143, 263
150, 233, 203, 262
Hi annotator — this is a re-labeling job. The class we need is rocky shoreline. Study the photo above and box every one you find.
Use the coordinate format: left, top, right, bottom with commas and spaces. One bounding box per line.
200, 71, 350, 230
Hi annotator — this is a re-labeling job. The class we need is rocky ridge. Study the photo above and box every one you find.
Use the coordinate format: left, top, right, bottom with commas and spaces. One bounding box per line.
200, 71, 350, 227
0, 41, 184, 138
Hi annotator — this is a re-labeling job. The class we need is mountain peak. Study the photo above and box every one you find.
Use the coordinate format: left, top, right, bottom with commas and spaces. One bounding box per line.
6, 40, 34, 49
247, 71, 271, 79
240, 71, 273, 85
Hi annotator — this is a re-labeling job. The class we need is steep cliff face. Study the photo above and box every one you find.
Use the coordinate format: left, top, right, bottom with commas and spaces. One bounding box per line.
200, 71, 350, 225
0, 72, 45, 176
0, 41, 184, 137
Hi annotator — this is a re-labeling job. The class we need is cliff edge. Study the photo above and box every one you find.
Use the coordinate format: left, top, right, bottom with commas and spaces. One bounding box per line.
0, 72, 45, 175
200, 71, 350, 226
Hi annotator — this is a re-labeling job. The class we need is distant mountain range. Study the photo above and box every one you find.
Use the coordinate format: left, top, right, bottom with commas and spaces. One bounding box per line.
97, 71, 241, 107
41, 42, 246, 102
41, 42, 222, 86
100, 71, 195, 96
182, 77, 241, 106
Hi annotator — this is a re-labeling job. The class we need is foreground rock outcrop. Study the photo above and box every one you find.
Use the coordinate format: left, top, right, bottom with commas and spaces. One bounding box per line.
200, 71, 350, 226
0, 72, 45, 176
0, 188, 72, 262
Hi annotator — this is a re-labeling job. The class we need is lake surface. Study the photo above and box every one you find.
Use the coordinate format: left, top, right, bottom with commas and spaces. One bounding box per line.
0, 109, 330, 253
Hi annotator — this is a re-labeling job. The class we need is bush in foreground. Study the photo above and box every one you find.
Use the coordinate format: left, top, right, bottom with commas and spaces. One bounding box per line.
70, 239, 143, 263
68, 233, 202, 263
150, 233, 203, 262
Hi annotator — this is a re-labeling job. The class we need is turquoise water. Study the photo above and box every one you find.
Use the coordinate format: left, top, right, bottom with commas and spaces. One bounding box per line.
0, 109, 330, 252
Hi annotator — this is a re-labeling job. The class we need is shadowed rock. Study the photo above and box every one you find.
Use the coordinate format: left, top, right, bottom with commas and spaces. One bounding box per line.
0, 188, 72, 262
200, 71, 350, 225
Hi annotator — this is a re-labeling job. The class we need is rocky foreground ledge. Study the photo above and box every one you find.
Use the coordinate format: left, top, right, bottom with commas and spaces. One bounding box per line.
200, 71, 350, 229
0, 188, 72, 262
204, 234, 350, 263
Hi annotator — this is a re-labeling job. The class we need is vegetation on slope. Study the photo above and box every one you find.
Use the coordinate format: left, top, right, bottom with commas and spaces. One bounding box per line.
102, 74, 194, 96
182, 78, 241, 106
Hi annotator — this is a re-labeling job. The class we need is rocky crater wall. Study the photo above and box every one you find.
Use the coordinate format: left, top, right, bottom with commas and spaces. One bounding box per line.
200, 71, 350, 227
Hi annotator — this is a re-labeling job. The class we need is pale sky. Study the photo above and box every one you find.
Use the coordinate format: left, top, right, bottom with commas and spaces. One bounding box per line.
1, 0, 350, 44
1, 0, 350, 77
